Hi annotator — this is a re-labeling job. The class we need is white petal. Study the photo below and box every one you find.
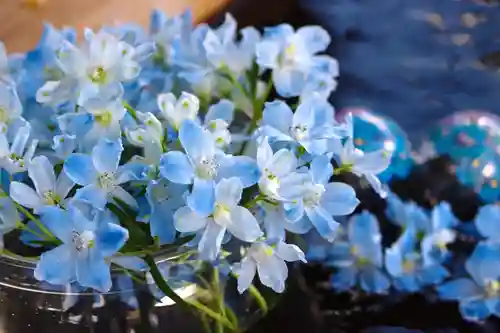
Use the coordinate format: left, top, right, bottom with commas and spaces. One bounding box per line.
10, 182, 42, 210
234, 258, 257, 294
215, 178, 243, 208
28, 155, 56, 195
226, 206, 263, 242
173, 206, 207, 233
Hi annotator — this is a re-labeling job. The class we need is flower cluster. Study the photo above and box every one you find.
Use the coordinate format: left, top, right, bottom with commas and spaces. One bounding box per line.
0, 11, 391, 297
308, 188, 500, 323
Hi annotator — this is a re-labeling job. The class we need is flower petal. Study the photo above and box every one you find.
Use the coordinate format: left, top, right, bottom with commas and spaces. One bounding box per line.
179, 119, 214, 163
353, 149, 391, 175
111, 256, 148, 272
330, 266, 357, 291
321, 182, 359, 216
276, 242, 306, 263
359, 266, 390, 294
96, 222, 129, 257
173, 206, 207, 233
256, 137, 273, 170
262, 100, 293, 136
306, 206, 340, 242
64, 153, 98, 186
310, 155, 333, 185
226, 206, 263, 242
218, 156, 260, 188
437, 278, 482, 301
38, 206, 73, 242
475, 205, 500, 241
75, 184, 108, 210
198, 219, 225, 261
76, 250, 112, 292
215, 177, 243, 208
159, 151, 195, 184
111, 186, 138, 210
10, 182, 42, 210
296, 26, 330, 54
205, 99, 234, 124
256, 252, 287, 293
187, 178, 215, 217
34, 244, 76, 285
28, 155, 56, 195
268, 149, 297, 177
92, 138, 123, 174
459, 298, 490, 322
233, 258, 256, 294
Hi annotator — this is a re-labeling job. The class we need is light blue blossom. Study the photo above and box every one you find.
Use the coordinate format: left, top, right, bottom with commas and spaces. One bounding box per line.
0, 124, 37, 174
474, 204, 500, 243
438, 242, 500, 322
0, 81, 22, 125
173, 177, 263, 260
145, 179, 187, 244
259, 96, 344, 155
52, 134, 77, 161
385, 191, 430, 232
233, 240, 306, 293
157, 91, 199, 130
34, 204, 129, 291
329, 211, 391, 294
36, 30, 143, 106
203, 99, 234, 149
284, 155, 359, 242
256, 24, 337, 97
421, 202, 458, 265
385, 225, 449, 292
160, 119, 259, 216
260, 201, 313, 242
64, 138, 138, 210
10, 155, 74, 212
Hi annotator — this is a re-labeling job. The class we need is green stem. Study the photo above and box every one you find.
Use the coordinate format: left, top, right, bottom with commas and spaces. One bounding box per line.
248, 285, 268, 315
15, 221, 47, 240
144, 255, 235, 331
213, 268, 225, 333
123, 101, 138, 121
15, 204, 56, 241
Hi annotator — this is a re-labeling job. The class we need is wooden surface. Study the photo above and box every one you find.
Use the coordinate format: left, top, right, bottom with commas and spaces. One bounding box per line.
0, 0, 231, 52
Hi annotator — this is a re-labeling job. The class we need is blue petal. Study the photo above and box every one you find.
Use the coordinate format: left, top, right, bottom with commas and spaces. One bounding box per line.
187, 178, 215, 217
75, 184, 108, 210
438, 278, 482, 301
359, 266, 390, 294
150, 201, 177, 244
111, 256, 148, 272
64, 153, 98, 186
218, 156, 260, 188
38, 206, 74, 243
34, 244, 76, 285
432, 202, 458, 231
205, 99, 234, 124
272, 68, 306, 98
296, 26, 330, 54
466, 242, 500, 287
283, 199, 305, 222
310, 155, 333, 185
394, 274, 420, 292
330, 267, 357, 291
159, 151, 194, 184
459, 298, 490, 322
179, 119, 215, 163
76, 250, 112, 292
321, 182, 359, 216
419, 264, 449, 286
198, 220, 225, 261
475, 205, 500, 241
96, 222, 129, 257
255, 41, 280, 69
306, 206, 339, 242
349, 212, 383, 266
57, 113, 93, 137
92, 138, 123, 174
284, 216, 313, 234
262, 100, 293, 136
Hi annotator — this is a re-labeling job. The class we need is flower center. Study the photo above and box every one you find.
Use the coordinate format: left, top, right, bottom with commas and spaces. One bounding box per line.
72, 230, 95, 252
97, 172, 115, 190
289, 124, 309, 141
43, 190, 61, 206
94, 111, 113, 128
260, 169, 281, 197
214, 203, 231, 227
485, 279, 500, 297
303, 183, 325, 208
196, 158, 219, 180
89, 66, 107, 84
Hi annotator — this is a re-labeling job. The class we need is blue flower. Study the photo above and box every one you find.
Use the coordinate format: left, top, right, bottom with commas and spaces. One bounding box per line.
203, 99, 234, 150
385, 225, 449, 292
145, 179, 187, 244
259, 96, 344, 155
284, 155, 359, 242
475, 204, 500, 243
421, 202, 457, 265
36, 30, 143, 106
255, 24, 336, 97
329, 211, 391, 294
0, 124, 38, 174
160, 119, 258, 216
438, 242, 500, 322
10, 155, 74, 212
64, 138, 139, 210
52, 134, 77, 161
173, 177, 263, 260
34, 204, 129, 291
260, 202, 313, 242
233, 240, 306, 293
385, 191, 430, 232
